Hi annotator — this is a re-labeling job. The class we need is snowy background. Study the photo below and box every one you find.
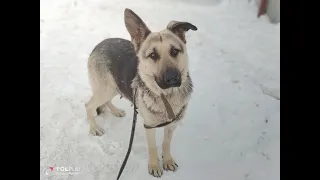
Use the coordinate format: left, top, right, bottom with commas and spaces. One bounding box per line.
40, 0, 280, 179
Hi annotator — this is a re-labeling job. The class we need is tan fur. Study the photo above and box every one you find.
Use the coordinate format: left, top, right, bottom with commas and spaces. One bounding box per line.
136, 31, 190, 96
85, 8, 197, 177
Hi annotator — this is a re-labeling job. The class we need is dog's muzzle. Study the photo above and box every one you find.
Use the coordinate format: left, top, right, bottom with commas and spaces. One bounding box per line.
155, 68, 181, 89
162, 68, 181, 88
163, 69, 181, 86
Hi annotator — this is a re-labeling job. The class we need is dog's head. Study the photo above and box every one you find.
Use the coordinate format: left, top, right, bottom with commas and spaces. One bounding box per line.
124, 8, 197, 93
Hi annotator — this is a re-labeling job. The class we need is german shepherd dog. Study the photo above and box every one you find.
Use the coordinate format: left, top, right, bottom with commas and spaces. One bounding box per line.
85, 8, 197, 177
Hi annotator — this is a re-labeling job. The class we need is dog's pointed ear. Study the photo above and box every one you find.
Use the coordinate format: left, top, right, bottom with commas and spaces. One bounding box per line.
124, 8, 151, 51
167, 21, 197, 44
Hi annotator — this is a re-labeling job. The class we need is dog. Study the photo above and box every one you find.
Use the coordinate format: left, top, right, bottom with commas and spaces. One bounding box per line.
85, 8, 197, 177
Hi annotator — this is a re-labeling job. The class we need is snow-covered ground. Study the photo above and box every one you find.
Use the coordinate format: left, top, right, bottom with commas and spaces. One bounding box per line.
40, 0, 280, 179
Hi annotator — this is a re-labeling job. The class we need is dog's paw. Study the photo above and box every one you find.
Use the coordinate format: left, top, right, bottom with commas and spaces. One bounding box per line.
111, 109, 126, 117
163, 158, 178, 172
148, 162, 163, 177
89, 126, 105, 136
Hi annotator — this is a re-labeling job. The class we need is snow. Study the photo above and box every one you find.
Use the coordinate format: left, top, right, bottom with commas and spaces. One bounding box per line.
40, 0, 280, 180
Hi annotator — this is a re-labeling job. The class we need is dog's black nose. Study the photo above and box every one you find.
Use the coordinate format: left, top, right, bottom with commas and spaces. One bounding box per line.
163, 68, 181, 87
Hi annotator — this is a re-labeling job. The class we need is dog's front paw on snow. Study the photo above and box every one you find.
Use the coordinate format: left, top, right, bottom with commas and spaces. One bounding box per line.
148, 162, 163, 177
89, 126, 105, 136
111, 109, 126, 117
163, 158, 178, 172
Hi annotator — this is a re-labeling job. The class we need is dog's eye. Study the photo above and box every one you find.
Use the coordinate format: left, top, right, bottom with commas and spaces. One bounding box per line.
170, 48, 180, 58
148, 52, 159, 61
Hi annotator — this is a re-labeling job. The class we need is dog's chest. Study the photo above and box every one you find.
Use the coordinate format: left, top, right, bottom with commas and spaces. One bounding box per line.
138, 91, 186, 123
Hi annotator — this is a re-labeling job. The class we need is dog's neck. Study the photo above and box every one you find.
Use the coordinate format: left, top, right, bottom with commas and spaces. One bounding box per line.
132, 74, 176, 119
132, 72, 193, 119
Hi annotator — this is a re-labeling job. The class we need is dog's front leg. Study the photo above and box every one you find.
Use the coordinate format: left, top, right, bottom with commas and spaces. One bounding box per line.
162, 123, 178, 171
145, 128, 163, 177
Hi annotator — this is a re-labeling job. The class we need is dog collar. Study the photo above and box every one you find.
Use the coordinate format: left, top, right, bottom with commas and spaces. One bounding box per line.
143, 103, 185, 129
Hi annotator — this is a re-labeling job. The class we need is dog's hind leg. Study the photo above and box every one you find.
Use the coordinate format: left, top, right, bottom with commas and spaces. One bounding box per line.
85, 88, 117, 136
95, 100, 125, 117
106, 101, 126, 117
85, 95, 107, 136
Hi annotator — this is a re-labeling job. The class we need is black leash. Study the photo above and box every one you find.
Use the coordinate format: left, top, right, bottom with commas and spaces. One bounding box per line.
116, 90, 138, 180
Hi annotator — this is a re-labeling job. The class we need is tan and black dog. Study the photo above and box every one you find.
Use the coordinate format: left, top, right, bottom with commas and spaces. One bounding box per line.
85, 8, 197, 177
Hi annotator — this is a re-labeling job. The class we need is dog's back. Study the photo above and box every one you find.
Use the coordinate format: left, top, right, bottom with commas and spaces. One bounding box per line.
88, 38, 138, 103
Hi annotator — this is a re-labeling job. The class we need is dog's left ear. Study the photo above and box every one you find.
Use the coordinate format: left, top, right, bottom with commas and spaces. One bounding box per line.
167, 21, 198, 44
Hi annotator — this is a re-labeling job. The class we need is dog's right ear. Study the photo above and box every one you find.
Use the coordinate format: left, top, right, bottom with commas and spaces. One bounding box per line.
124, 8, 151, 51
